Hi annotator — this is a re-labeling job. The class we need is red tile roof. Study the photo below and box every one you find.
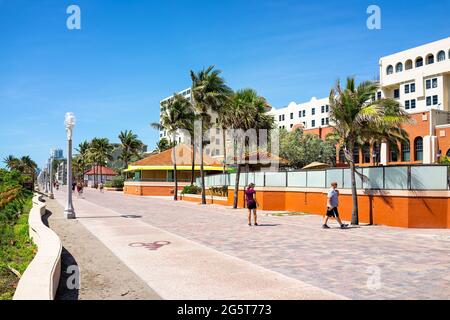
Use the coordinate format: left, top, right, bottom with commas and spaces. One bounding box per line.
85, 166, 118, 176
131, 144, 223, 167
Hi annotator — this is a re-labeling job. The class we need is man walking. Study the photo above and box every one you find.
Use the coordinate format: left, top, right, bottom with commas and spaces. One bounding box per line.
323, 182, 348, 229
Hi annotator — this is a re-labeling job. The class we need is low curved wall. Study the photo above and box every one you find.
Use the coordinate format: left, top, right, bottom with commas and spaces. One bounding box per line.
13, 194, 62, 300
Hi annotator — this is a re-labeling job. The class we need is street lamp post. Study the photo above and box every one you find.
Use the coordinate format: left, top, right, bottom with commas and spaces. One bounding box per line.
49, 156, 54, 199
64, 112, 76, 219
44, 168, 49, 193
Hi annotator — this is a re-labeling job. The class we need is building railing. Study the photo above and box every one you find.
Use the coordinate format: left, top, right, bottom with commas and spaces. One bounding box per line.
126, 178, 192, 183
197, 165, 450, 191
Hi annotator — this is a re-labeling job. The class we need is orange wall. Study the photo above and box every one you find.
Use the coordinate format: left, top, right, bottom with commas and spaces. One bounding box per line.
227, 187, 449, 229
124, 185, 184, 196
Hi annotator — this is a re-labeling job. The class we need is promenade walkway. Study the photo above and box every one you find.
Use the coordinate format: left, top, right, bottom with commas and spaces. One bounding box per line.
53, 188, 450, 300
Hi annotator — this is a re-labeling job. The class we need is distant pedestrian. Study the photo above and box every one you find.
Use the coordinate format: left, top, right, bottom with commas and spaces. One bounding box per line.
76, 182, 84, 198
245, 183, 258, 226
323, 182, 348, 229
99, 182, 104, 193
72, 182, 76, 191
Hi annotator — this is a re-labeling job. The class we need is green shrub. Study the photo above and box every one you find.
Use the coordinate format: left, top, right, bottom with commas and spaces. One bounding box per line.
182, 185, 201, 195
110, 176, 124, 189
104, 181, 113, 188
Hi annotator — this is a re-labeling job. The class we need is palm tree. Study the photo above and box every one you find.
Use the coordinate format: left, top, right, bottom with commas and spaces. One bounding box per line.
76, 141, 91, 182
89, 138, 114, 187
151, 94, 195, 200
3, 155, 20, 171
225, 89, 274, 209
191, 66, 233, 204
329, 77, 410, 225
20, 156, 38, 189
155, 138, 174, 153
118, 130, 144, 173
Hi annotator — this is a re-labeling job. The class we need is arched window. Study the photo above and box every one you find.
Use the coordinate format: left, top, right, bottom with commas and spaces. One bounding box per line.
362, 143, 371, 163
395, 63, 403, 73
386, 65, 394, 75
389, 143, 399, 162
405, 59, 413, 70
426, 54, 434, 65
414, 137, 423, 161
415, 57, 424, 68
437, 50, 446, 62
402, 141, 410, 162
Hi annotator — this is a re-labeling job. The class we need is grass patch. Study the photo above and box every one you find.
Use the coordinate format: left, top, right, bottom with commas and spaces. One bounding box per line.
0, 196, 36, 300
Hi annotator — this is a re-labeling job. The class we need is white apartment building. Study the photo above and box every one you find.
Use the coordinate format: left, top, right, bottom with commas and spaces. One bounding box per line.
379, 37, 450, 112
159, 88, 224, 158
269, 97, 331, 131
269, 37, 450, 165
271, 37, 450, 130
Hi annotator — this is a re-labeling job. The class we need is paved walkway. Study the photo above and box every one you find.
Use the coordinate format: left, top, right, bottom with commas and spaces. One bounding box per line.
54, 188, 450, 300
45, 198, 160, 300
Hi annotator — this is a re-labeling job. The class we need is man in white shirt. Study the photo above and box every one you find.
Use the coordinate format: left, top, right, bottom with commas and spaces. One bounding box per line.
323, 182, 348, 229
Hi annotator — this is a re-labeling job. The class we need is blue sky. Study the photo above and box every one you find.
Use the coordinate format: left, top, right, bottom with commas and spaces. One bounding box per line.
1, 0, 449, 168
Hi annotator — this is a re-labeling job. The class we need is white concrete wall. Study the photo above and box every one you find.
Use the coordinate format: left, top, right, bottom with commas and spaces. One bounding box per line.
13, 194, 62, 300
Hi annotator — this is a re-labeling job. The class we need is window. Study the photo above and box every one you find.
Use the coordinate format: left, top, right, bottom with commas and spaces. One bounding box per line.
437, 50, 446, 62
405, 85, 410, 94
326, 105, 330, 112
411, 99, 416, 109
377, 92, 382, 100
426, 79, 431, 89
321, 106, 325, 113
414, 137, 423, 161
426, 54, 434, 65
311, 120, 316, 127
396, 63, 403, 73
290, 113, 294, 120
415, 57, 424, 68
432, 78, 438, 88
390, 143, 398, 162
394, 89, 400, 99
362, 143, 371, 163
279, 115, 282, 121
405, 59, 413, 70
321, 118, 325, 126
290, 124, 294, 128
410, 83, 415, 92
282, 115, 285, 121
427, 96, 432, 106
339, 149, 346, 164
215, 138, 220, 145
215, 149, 220, 155
299, 111, 302, 118
405, 100, 410, 109
433, 95, 438, 105
353, 146, 360, 164
312, 108, 316, 115
402, 141, 410, 162
302, 110, 306, 117
386, 65, 394, 75
326, 118, 329, 125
